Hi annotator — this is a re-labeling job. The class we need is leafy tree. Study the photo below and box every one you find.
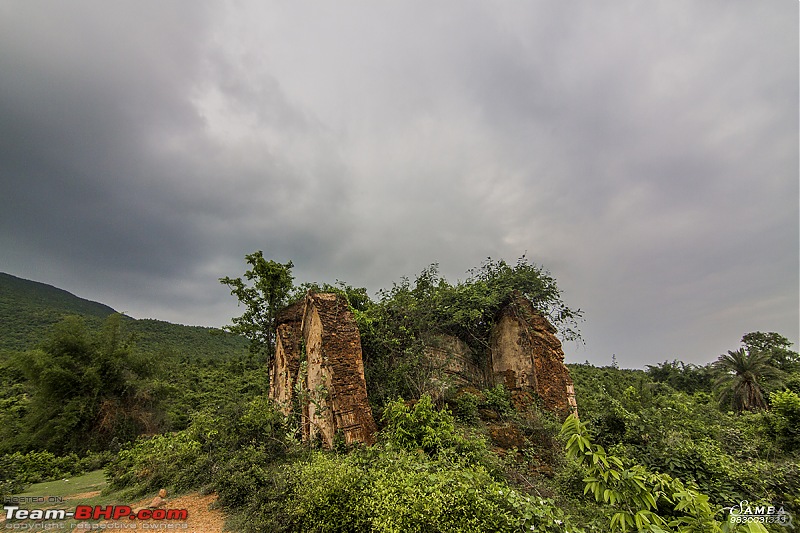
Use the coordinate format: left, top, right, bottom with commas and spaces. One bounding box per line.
456, 256, 583, 344
714, 348, 781, 413
769, 389, 800, 453
9, 315, 159, 453
220, 251, 294, 364
646, 360, 714, 394
742, 331, 799, 373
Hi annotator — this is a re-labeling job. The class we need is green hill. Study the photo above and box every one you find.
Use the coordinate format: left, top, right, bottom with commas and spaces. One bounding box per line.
0, 272, 247, 359
0, 273, 263, 449
0, 272, 117, 351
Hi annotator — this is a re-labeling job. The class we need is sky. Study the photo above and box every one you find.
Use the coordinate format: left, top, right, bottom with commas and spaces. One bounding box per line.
1, 1, 797, 369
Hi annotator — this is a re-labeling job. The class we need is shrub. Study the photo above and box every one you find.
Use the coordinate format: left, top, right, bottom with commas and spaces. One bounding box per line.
381, 395, 458, 455
0, 449, 114, 497
482, 384, 514, 416
287, 452, 370, 532
561, 415, 769, 533
231, 447, 577, 533
106, 396, 290, 498
214, 446, 286, 509
366, 451, 576, 533
451, 391, 480, 423
770, 390, 800, 453
105, 432, 203, 496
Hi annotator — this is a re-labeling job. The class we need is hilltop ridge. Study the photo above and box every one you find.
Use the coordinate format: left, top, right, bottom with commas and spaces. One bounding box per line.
0, 272, 247, 358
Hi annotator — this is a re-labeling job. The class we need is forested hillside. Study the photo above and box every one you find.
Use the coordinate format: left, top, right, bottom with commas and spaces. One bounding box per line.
0, 273, 260, 455
0, 272, 116, 350
0, 272, 248, 358
1, 261, 797, 532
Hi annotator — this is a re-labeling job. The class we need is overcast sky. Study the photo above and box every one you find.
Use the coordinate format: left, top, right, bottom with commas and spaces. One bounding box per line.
1, 1, 797, 368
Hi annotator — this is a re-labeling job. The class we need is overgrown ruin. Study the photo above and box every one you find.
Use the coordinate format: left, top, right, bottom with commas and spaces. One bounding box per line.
269, 300, 304, 411
270, 291, 576, 448
269, 293, 377, 447
422, 335, 484, 398
413, 294, 577, 417
489, 293, 578, 417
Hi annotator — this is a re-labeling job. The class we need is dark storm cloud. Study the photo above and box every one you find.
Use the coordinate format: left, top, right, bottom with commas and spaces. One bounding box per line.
1, 1, 796, 364
0, 2, 209, 273
0, 1, 356, 320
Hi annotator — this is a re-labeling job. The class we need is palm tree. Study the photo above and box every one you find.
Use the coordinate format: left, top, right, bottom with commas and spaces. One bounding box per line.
714, 348, 781, 413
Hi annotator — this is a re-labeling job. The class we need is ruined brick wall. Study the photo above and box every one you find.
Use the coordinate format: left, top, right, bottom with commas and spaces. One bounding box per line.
271, 292, 377, 447
490, 294, 577, 417
490, 306, 539, 391
269, 300, 304, 415
302, 300, 329, 444
423, 335, 487, 398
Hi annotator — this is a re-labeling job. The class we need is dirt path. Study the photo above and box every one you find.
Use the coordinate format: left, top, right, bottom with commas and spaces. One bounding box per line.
4, 472, 230, 532
87, 492, 228, 533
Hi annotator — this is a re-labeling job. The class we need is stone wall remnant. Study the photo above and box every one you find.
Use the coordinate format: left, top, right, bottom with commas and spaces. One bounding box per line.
489, 293, 578, 417
269, 300, 304, 415
422, 335, 487, 398
270, 292, 377, 447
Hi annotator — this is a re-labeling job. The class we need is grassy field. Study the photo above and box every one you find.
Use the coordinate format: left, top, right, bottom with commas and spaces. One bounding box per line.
4, 470, 223, 531
3, 470, 126, 528
12, 469, 110, 506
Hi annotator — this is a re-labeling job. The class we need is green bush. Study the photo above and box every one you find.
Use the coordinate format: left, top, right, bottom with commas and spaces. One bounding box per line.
761, 461, 800, 514
105, 397, 290, 498
770, 390, 800, 453
482, 384, 514, 416
451, 391, 480, 423
105, 432, 203, 496
287, 452, 370, 532
186, 396, 287, 455
365, 453, 522, 533
561, 415, 773, 533
381, 395, 458, 455
230, 447, 577, 533
214, 445, 287, 509
640, 435, 740, 504
0, 449, 114, 498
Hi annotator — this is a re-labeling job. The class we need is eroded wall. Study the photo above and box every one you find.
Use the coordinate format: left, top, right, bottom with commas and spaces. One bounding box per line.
489, 294, 577, 417
271, 291, 577, 446
269, 300, 304, 415
423, 335, 487, 398
271, 292, 377, 447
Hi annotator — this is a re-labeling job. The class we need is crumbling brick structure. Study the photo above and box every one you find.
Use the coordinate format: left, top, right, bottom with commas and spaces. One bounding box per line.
416, 295, 578, 417
489, 293, 578, 417
269, 292, 377, 447
422, 335, 487, 398
269, 300, 304, 412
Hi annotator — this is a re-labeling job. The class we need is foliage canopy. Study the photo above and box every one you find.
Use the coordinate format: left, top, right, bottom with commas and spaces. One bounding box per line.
6, 315, 160, 454
359, 256, 582, 406
220, 251, 295, 363
714, 348, 782, 413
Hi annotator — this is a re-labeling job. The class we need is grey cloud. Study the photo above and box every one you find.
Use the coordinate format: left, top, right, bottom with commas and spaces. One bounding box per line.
0, 1, 796, 366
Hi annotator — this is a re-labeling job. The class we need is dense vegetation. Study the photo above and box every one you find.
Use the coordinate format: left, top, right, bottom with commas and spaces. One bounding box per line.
0, 272, 249, 358
220, 253, 583, 412
1, 261, 798, 532
0, 273, 260, 456
0, 272, 116, 351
